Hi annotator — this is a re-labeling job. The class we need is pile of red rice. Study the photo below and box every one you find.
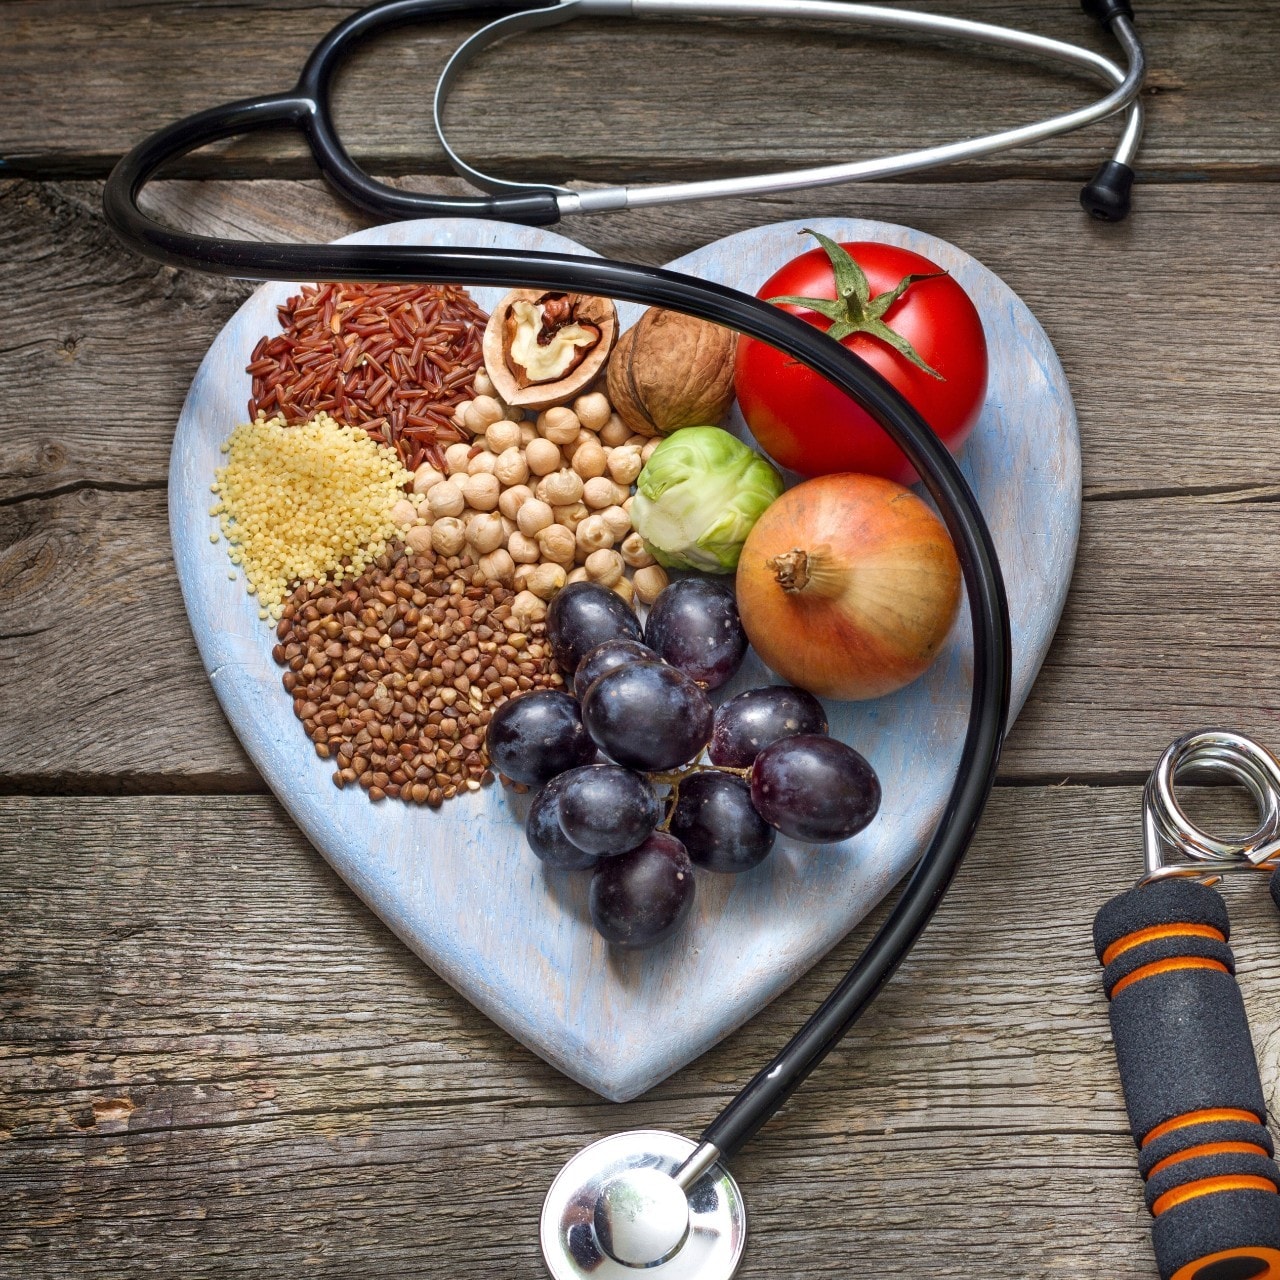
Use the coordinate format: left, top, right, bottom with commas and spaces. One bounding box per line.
245, 282, 488, 470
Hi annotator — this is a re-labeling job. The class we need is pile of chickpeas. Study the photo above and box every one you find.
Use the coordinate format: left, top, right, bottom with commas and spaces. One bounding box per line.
389, 370, 670, 626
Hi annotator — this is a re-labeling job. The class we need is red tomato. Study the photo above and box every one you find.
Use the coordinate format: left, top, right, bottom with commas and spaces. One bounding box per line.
734, 239, 988, 484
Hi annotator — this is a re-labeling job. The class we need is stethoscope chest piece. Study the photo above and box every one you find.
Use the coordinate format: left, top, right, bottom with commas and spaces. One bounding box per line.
541, 1129, 746, 1279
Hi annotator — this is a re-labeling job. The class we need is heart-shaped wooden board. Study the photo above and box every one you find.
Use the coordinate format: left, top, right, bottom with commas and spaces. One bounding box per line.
170, 217, 1079, 1102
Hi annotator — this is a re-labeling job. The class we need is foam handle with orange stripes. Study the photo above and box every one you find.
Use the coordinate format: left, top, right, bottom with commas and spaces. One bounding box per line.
1095, 877, 1280, 1280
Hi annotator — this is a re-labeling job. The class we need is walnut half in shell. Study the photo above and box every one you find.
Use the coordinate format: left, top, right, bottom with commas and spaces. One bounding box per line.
482, 290, 618, 411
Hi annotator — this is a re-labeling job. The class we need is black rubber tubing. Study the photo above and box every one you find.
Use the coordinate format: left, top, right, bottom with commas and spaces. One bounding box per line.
103, 108, 1012, 1163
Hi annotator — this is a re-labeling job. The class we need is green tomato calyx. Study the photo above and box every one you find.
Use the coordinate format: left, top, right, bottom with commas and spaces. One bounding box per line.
766, 229, 946, 380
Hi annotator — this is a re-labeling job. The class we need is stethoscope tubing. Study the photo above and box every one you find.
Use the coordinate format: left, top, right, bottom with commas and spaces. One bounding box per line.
105, 124, 1011, 1154
435, 0, 1144, 216
114, 0, 1144, 227
102, 0, 1016, 1156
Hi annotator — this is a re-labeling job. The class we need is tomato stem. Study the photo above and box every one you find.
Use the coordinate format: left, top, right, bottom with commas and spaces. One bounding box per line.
766, 229, 947, 381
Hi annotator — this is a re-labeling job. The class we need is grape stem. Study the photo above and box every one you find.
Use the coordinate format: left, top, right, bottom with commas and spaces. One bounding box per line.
647, 761, 752, 833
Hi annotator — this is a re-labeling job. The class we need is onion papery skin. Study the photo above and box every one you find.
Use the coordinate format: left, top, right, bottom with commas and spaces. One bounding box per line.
735, 473, 962, 700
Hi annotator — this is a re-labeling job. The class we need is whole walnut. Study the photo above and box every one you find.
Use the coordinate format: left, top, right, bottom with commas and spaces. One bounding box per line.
606, 308, 737, 438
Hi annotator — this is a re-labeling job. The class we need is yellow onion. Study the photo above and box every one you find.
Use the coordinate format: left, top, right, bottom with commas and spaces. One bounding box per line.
735, 473, 961, 700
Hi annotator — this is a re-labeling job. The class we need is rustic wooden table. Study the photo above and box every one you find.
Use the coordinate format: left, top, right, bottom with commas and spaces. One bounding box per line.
4, 2, 1279, 1276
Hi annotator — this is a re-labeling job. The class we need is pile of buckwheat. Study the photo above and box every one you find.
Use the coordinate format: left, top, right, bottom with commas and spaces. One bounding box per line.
274, 542, 562, 805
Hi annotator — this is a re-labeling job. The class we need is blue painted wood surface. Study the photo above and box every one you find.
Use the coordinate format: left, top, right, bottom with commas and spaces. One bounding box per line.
169, 217, 1079, 1102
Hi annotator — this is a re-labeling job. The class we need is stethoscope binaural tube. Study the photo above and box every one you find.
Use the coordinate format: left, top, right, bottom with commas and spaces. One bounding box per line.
107, 0, 1146, 226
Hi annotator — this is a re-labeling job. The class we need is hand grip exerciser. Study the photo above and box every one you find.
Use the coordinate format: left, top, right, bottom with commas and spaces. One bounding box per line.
1094, 730, 1280, 1280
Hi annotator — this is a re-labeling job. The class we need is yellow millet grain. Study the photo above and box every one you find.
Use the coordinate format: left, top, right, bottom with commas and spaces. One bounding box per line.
211, 412, 412, 620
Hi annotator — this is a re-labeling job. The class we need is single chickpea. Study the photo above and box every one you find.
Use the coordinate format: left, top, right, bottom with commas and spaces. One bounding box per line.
571, 439, 608, 480
575, 513, 614, 555
508, 530, 541, 564
467, 450, 497, 476
511, 590, 548, 624
625, 434, 650, 449
565, 566, 590, 586
584, 548, 624, 587
478, 547, 515, 584
553, 501, 588, 532
582, 476, 625, 509
466, 394, 505, 432
536, 523, 577, 567
620, 531, 655, 568
607, 446, 643, 486
537, 406, 580, 445
633, 564, 669, 605
462, 472, 501, 512
599, 505, 632, 541
405, 524, 434, 556
599, 413, 631, 447
472, 369, 495, 398
538, 469, 584, 507
573, 392, 611, 432
452, 399, 473, 428
527, 562, 567, 601
499, 514, 517, 539
466, 511, 505, 554
493, 446, 529, 488
516, 497, 555, 537
390, 498, 418, 527
526, 438, 561, 476
641, 439, 660, 464
498, 483, 533, 522
428, 480, 465, 519
431, 516, 467, 557
485, 418, 522, 454
444, 442, 473, 475
622, 495, 633, 515
519, 421, 537, 446
411, 463, 444, 494
612, 576, 636, 607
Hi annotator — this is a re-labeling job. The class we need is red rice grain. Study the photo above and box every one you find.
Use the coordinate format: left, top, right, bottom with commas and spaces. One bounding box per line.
246, 283, 489, 471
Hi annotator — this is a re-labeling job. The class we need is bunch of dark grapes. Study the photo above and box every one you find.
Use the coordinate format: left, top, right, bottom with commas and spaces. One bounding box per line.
485, 580, 882, 949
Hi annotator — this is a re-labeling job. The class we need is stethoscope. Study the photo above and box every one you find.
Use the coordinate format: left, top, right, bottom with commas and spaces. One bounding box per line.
101, 0, 1146, 1274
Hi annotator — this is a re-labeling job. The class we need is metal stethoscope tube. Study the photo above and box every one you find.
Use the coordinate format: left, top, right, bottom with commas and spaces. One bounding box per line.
114, 0, 1146, 228
437, 0, 1145, 218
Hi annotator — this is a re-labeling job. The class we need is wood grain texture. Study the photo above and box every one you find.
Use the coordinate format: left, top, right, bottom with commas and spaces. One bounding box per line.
5, 178, 1280, 505
3, 787, 1278, 1277
2, 0, 1270, 180
164, 214, 1077, 1098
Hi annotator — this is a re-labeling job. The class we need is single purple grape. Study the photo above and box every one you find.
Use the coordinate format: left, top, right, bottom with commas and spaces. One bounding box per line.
644, 578, 747, 689
556, 764, 661, 856
589, 831, 696, 948
669, 771, 775, 873
580, 660, 712, 772
709, 685, 829, 768
525, 774, 598, 871
546, 581, 642, 675
573, 638, 658, 699
485, 689, 596, 785
750, 734, 880, 843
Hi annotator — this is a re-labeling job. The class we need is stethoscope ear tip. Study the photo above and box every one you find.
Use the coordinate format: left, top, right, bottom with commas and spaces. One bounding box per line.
1080, 160, 1136, 222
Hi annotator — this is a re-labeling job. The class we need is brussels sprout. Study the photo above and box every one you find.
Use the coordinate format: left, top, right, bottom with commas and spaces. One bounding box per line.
630, 427, 784, 573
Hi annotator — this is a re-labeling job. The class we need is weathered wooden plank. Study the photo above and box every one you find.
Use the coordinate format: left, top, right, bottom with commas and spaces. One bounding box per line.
2, 788, 1277, 1277
4, 177, 1280, 504
1, 0, 1266, 181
